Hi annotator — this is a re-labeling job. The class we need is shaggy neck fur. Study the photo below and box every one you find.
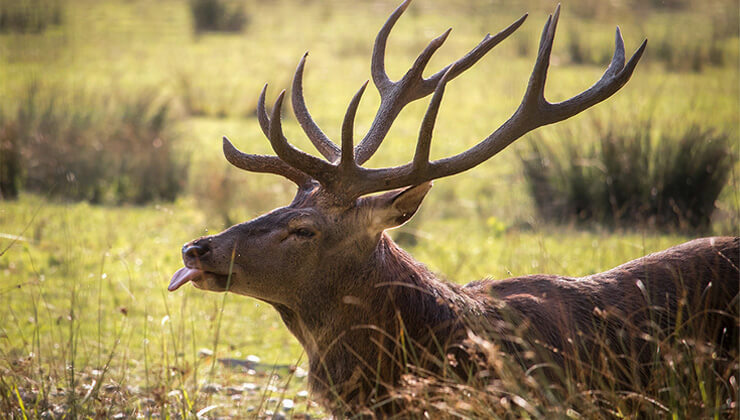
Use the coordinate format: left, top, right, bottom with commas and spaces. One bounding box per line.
272, 233, 475, 412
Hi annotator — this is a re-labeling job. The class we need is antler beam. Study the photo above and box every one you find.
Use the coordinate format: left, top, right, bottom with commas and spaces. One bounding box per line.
291, 54, 342, 163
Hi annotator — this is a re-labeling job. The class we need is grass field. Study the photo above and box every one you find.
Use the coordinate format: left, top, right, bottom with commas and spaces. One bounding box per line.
1, 0, 738, 418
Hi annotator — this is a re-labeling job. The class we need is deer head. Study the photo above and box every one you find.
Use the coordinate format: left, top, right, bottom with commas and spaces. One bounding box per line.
169, 180, 433, 305
169, 0, 645, 324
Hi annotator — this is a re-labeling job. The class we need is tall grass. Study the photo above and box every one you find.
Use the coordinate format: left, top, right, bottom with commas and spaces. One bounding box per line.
520, 119, 733, 231
392, 317, 737, 419
3, 85, 187, 204
0, 196, 318, 418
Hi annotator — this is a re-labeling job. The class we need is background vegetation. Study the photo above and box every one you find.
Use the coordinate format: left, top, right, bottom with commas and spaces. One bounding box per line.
0, 0, 737, 418
521, 119, 734, 231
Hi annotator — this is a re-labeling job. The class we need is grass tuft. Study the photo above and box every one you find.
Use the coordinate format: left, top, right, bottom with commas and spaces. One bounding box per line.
0, 0, 62, 34
0, 110, 21, 200
3, 84, 187, 204
520, 119, 734, 231
189, 0, 248, 34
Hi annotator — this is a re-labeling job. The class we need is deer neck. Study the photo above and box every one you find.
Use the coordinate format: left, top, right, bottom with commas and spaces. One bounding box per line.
275, 234, 456, 339
271, 233, 469, 401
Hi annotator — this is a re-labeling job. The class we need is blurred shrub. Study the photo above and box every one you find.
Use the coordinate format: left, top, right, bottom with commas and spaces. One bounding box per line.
189, 162, 296, 228
177, 74, 209, 117
0, 0, 62, 34
4, 85, 187, 204
520, 120, 733, 231
189, 166, 240, 227
566, 32, 726, 72
565, 30, 613, 67
653, 38, 725, 73
189, 0, 248, 33
176, 73, 233, 118
0, 113, 21, 199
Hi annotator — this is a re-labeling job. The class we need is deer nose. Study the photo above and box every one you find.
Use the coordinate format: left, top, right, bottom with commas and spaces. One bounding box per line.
182, 242, 209, 259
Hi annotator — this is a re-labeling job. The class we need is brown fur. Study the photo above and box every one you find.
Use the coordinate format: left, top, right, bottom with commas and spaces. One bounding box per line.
262, 234, 739, 413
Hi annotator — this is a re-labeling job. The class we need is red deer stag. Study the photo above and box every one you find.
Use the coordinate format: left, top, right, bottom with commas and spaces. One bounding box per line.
169, 1, 738, 415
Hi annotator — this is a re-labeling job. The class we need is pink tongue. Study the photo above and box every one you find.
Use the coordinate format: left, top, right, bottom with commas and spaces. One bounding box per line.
168, 267, 203, 291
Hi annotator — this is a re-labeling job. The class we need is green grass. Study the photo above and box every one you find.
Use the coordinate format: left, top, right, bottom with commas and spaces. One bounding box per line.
0, 0, 738, 417
3, 84, 186, 204
0, 196, 310, 417
521, 119, 734, 230
0, 196, 706, 418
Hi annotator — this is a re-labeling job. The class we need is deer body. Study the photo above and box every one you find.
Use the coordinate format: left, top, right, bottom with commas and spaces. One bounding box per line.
268, 234, 739, 410
168, 1, 738, 415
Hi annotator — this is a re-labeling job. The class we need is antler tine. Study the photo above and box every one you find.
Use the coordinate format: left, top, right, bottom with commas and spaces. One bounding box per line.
604, 27, 627, 79
419, 13, 528, 96
222, 136, 312, 187
406, 28, 452, 84
340, 81, 369, 173
267, 91, 336, 184
370, 0, 412, 93
355, 5, 527, 165
520, 6, 559, 112
541, 28, 647, 124
256, 84, 271, 138
291, 53, 342, 162
412, 65, 455, 174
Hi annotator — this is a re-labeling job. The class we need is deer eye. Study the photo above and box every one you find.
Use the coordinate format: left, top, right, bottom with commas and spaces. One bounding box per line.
291, 227, 316, 238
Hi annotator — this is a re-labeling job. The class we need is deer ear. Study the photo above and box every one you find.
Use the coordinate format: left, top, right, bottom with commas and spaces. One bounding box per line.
371, 182, 432, 229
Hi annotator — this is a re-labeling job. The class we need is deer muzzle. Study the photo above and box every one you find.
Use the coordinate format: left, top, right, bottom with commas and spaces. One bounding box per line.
169, 239, 236, 292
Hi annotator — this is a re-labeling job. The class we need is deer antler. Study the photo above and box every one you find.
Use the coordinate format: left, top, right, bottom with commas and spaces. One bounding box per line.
340, 5, 647, 198
355, 0, 528, 165
222, 136, 312, 188
224, 2, 646, 202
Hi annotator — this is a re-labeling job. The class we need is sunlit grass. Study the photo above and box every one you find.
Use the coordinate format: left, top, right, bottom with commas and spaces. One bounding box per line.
0, 0, 738, 417
0, 195, 312, 417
